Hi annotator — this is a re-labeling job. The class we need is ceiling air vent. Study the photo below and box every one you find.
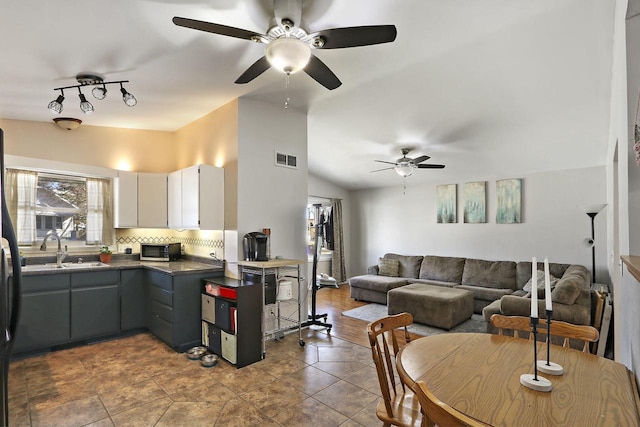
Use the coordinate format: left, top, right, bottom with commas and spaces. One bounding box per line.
275, 151, 298, 169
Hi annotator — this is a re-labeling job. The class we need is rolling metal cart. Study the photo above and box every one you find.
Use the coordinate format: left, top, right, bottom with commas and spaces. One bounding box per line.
237, 259, 306, 353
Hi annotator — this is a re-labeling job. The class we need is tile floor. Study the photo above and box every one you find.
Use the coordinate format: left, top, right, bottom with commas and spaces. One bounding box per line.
8, 328, 386, 427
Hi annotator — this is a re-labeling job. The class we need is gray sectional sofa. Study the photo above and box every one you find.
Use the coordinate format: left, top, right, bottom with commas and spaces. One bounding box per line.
349, 253, 592, 326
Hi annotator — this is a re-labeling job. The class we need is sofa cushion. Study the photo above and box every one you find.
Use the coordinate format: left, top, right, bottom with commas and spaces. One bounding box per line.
552, 274, 583, 305
461, 259, 517, 289
523, 270, 559, 295
410, 278, 459, 288
378, 258, 400, 277
349, 275, 408, 293
419, 256, 466, 283
384, 253, 423, 279
516, 262, 570, 290
458, 285, 513, 301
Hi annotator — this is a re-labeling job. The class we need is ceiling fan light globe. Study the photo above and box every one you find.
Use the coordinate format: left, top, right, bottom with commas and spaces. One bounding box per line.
266, 37, 311, 74
395, 164, 413, 177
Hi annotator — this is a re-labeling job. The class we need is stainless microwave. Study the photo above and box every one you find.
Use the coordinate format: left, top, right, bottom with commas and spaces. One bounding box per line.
140, 243, 181, 262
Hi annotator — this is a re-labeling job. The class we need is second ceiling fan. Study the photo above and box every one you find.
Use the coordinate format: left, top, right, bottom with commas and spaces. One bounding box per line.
372, 148, 445, 177
173, 0, 397, 90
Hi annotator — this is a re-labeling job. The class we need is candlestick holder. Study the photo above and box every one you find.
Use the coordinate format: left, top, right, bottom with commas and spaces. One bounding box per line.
537, 309, 564, 375
520, 316, 552, 392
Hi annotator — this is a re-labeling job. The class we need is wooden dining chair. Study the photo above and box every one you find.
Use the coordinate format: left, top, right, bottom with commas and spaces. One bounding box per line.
367, 312, 422, 427
490, 314, 599, 353
413, 380, 487, 427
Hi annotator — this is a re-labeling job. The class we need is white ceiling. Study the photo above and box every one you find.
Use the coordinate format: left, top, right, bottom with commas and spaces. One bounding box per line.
0, 0, 616, 190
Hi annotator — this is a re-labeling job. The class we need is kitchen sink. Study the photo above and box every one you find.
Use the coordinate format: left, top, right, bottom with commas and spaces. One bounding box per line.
22, 262, 109, 271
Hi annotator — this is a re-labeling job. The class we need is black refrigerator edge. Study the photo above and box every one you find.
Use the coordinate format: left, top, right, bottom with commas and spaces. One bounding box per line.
0, 128, 23, 427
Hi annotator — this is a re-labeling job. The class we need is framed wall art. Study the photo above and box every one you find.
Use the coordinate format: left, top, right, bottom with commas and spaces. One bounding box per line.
463, 181, 486, 223
496, 178, 522, 223
436, 184, 457, 223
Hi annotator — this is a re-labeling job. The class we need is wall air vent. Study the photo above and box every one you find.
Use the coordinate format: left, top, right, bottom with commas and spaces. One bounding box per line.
275, 151, 298, 169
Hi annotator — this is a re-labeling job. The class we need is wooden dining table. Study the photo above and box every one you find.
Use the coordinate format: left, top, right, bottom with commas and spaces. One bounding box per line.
396, 333, 640, 426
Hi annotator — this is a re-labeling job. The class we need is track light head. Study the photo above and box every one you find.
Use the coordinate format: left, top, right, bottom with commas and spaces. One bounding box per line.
78, 92, 94, 114
48, 93, 65, 114
92, 85, 107, 100
120, 85, 137, 107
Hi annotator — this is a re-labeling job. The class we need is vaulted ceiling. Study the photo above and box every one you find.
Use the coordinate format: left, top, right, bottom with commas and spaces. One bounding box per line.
0, 0, 616, 189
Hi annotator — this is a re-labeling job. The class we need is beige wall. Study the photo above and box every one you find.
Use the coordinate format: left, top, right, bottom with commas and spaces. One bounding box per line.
175, 99, 239, 230
0, 118, 176, 173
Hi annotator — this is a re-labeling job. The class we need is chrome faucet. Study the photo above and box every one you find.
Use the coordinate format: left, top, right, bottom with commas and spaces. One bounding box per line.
40, 230, 68, 267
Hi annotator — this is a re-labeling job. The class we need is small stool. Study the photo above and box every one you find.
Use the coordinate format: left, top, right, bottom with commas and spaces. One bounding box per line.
388, 283, 473, 330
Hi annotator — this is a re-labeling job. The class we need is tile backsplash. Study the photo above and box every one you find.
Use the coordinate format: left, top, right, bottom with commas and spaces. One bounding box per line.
115, 228, 224, 259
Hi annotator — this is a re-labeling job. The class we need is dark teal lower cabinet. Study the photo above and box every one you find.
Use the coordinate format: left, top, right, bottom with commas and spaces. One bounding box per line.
70, 270, 121, 341
13, 273, 71, 353
121, 269, 146, 331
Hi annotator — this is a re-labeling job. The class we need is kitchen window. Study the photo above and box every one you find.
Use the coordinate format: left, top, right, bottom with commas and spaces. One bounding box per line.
5, 169, 113, 247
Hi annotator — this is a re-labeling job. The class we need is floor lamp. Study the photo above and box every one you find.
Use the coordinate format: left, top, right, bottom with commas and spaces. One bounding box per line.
585, 204, 607, 284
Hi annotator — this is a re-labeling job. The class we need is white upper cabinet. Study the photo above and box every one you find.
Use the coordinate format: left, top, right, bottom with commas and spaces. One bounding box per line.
137, 173, 168, 228
168, 165, 224, 230
114, 171, 138, 228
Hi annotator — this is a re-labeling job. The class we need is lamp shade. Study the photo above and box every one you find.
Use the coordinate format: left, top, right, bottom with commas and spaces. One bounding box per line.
53, 117, 82, 130
266, 38, 311, 74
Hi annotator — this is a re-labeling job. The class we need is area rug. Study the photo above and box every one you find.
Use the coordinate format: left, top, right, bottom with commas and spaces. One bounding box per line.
342, 303, 487, 336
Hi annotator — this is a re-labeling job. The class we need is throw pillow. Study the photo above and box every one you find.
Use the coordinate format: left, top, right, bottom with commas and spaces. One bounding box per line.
523, 270, 559, 295
378, 258, 400, 277
551, 275, 583, 305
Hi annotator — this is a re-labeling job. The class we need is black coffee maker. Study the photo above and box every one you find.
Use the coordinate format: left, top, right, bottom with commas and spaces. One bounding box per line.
242, 232, 269, 261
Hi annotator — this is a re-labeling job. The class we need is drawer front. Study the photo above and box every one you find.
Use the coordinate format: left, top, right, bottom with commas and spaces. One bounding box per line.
21, 274, 70, 293
149, 314, 173, 346
150, 299, 173, 323
201, 294, 215, 324
221, 331, 237, 364
149, 284, 173, 306
148, 271, 172, 291
215, 299, 231, 331
207, 324, 222, 355
71, 270, 120, 288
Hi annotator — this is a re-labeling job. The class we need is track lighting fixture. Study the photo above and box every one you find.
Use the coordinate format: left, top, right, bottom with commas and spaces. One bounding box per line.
48, 73, 137, 115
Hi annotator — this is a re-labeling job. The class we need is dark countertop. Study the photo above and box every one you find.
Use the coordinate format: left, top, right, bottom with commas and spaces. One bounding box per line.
19, 257, 224, 277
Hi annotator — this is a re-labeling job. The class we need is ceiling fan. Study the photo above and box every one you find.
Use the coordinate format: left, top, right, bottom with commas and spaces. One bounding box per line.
172, 0, 397, 90
372, 148, 445, 177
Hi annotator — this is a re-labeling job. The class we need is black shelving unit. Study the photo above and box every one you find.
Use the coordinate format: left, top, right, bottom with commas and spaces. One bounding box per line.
201, 277, 262, 368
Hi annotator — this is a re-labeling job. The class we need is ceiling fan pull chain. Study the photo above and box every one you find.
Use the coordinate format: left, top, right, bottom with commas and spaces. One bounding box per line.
284, 74, 291, 109
403, 177, 407, 195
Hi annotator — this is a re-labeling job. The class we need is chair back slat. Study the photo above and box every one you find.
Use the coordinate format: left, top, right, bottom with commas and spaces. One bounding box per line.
414, 380, 488, 427
490, 314, 599, 353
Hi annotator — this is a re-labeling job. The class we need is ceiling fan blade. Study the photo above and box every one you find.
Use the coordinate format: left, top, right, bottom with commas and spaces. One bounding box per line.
235, 56, 271, 84
312, 25, 397, 49
417, 164, 445, 169
370, 167, 396, 173
412, 155, 431, 164
374, 160, 398, 165
304, 54, 342, 90
274, 0, 302, 29
173, 17, 265, 41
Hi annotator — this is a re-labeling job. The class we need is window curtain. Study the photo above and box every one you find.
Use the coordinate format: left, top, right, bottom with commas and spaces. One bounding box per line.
86, 178, 113, 245
5, 169, 37, 245
331, 198, 346, 283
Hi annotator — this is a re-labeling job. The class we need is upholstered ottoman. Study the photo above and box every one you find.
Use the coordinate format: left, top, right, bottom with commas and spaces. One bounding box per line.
388, 283, 474, 330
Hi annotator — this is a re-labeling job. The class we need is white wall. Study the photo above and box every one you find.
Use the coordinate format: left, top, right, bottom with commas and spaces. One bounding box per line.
308, 173, 353, 278
350, 167, 607, 279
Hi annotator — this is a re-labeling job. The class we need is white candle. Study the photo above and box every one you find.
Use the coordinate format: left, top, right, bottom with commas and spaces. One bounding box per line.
531, 257, 538, 318
544, 257, 552, 311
